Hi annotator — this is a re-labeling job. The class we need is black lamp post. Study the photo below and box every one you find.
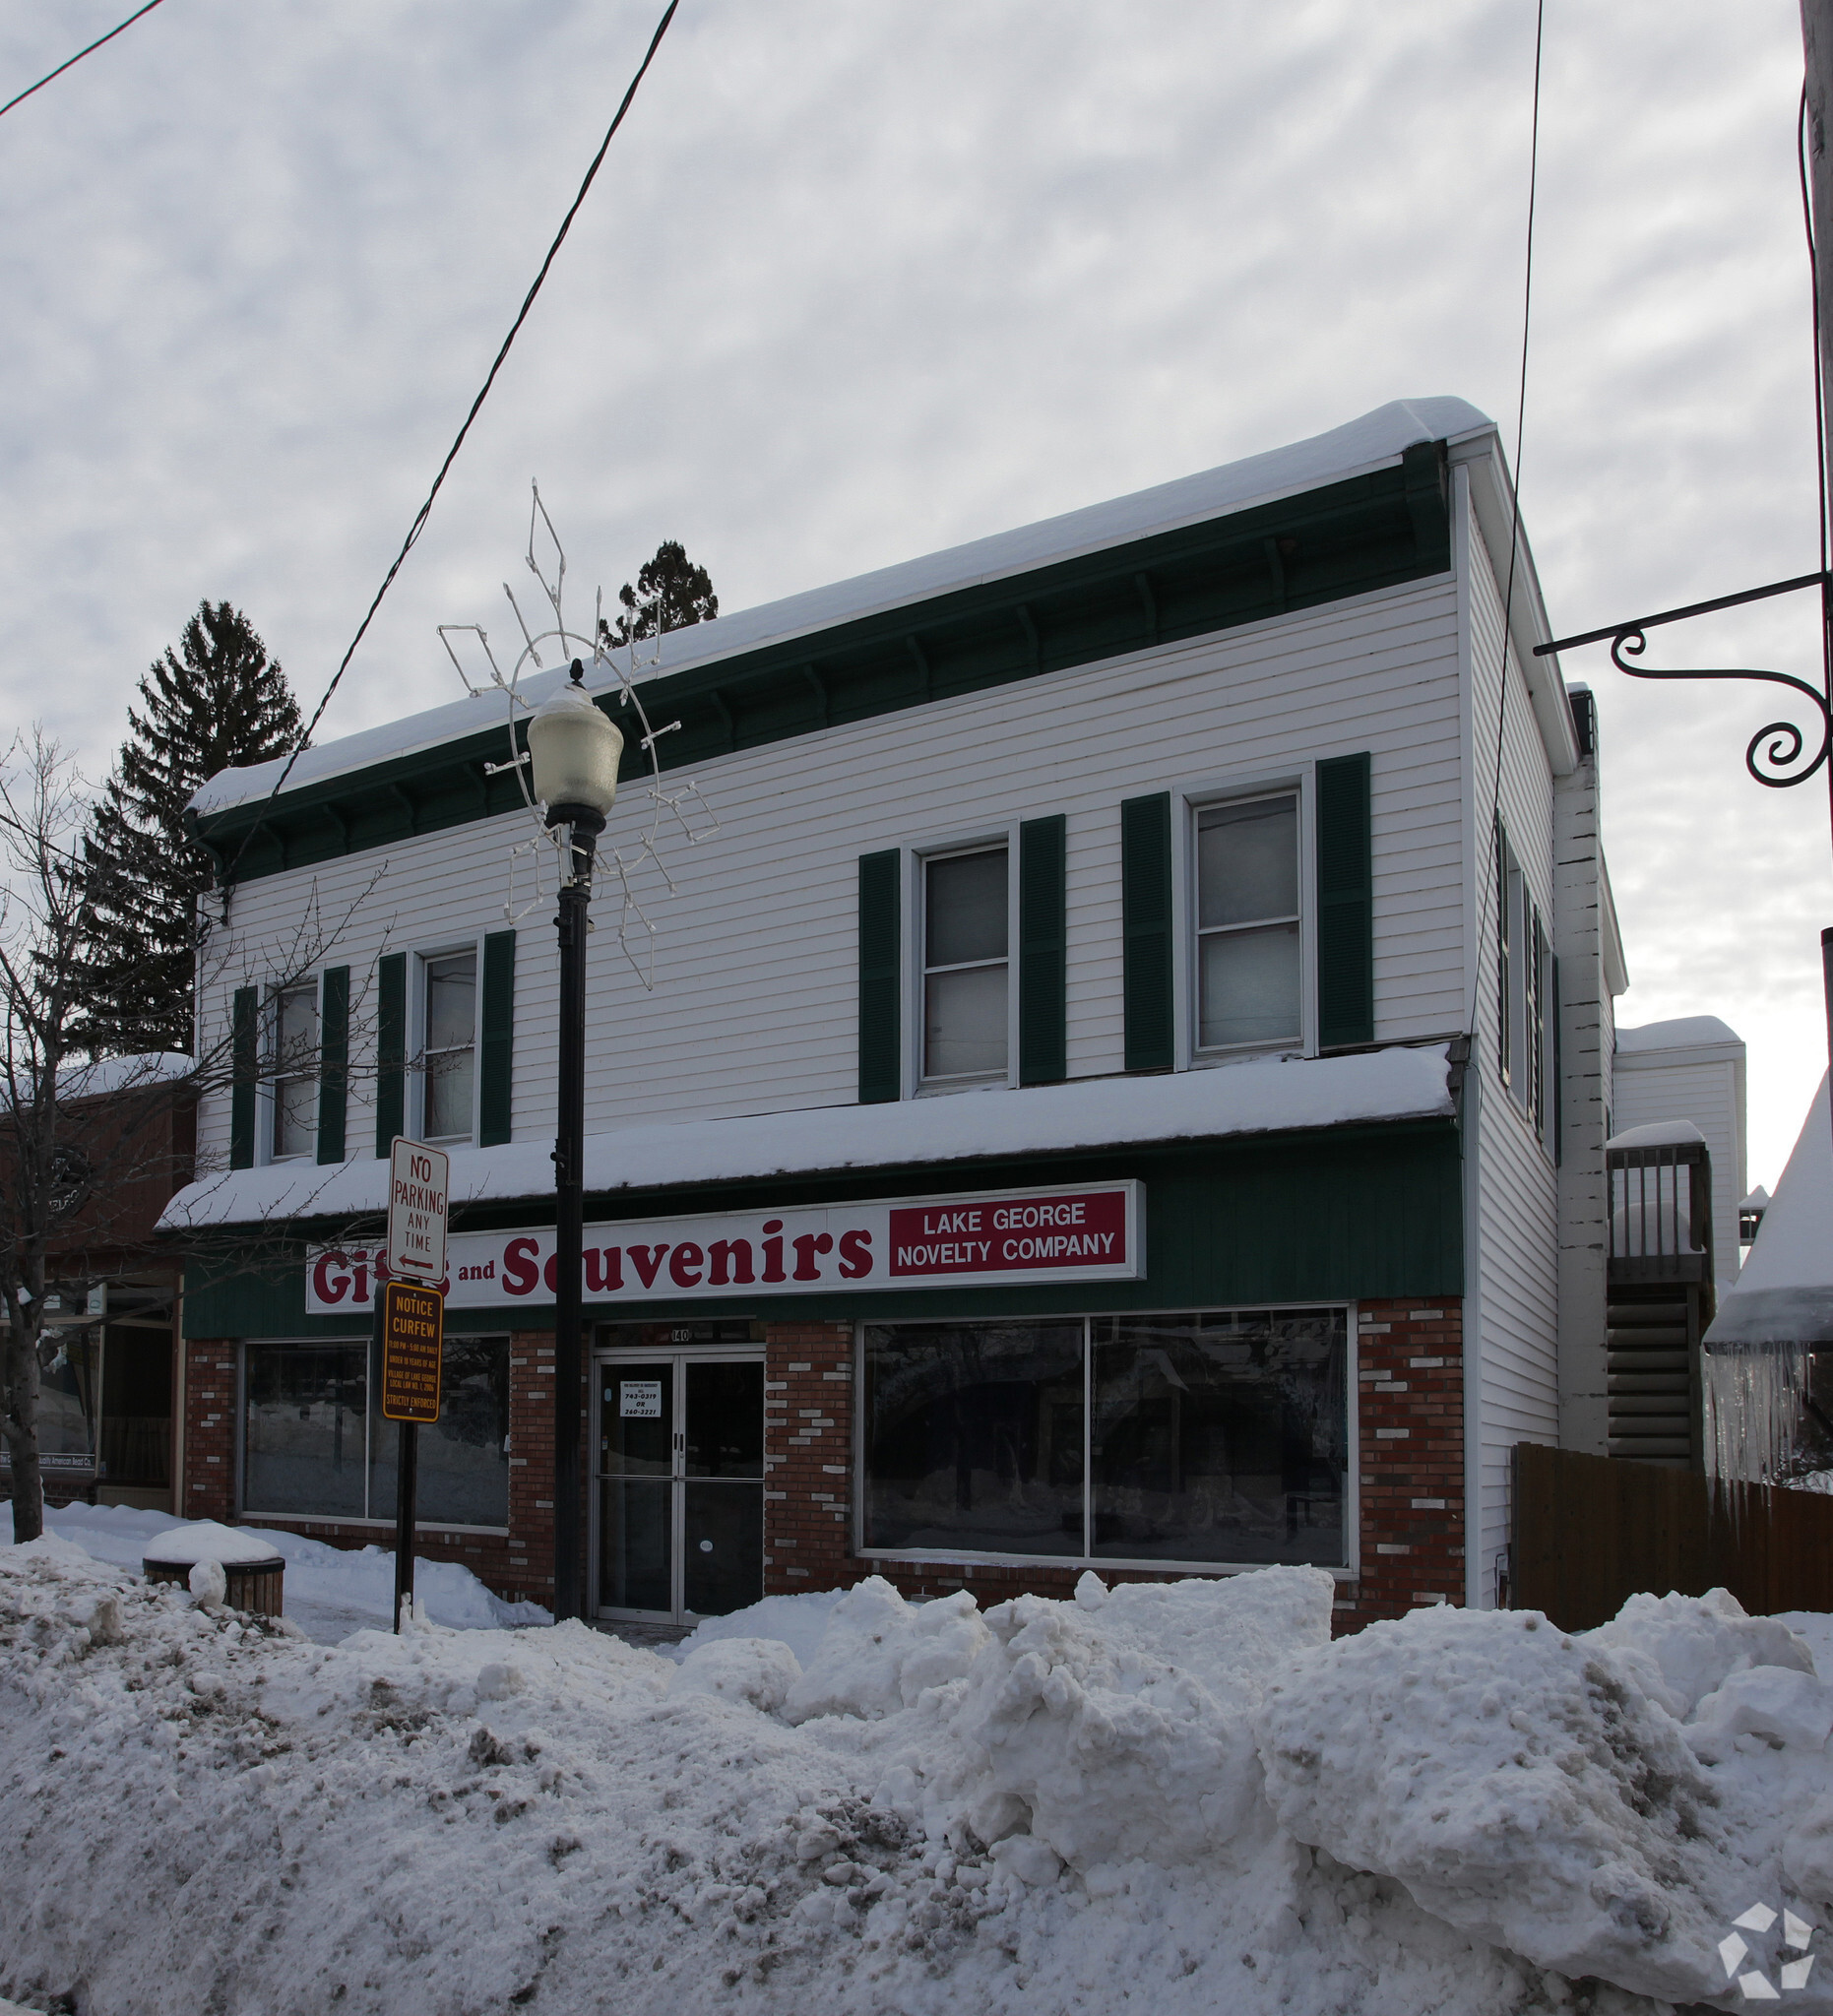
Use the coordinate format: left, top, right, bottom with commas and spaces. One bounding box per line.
527, 658, 624, 1621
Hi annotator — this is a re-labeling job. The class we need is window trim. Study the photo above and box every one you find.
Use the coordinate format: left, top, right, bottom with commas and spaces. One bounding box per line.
1170, 767, 1316, 1070
905, 827, 1020, 1097
234, 1333, 512, 1535
851, 1299, 1359, 1579
412, 939, 483, 1147
263, 974, 320, 1166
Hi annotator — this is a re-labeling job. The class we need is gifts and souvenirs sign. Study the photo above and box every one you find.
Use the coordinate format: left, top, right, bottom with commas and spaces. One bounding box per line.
307, 1179, 1143, 1311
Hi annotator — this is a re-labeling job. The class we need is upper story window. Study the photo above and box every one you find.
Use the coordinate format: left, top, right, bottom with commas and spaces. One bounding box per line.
922, 846, 1009, 1084
271, 980, 319, 1161
1193, 793, 1301, 1052
422, 950, 477, 1144
1495, 821, 1552, 1143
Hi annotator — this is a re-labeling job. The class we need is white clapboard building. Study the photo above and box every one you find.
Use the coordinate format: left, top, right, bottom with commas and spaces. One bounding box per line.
159, 398, 1727, 1629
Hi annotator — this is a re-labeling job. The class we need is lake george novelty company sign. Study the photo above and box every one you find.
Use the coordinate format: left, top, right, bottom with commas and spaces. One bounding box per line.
305, 1180, 1143, 1311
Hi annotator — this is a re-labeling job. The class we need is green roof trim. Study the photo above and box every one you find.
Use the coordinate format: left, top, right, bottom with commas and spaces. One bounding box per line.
180, 1114, 1463, 1338
191, 443, 1452, 884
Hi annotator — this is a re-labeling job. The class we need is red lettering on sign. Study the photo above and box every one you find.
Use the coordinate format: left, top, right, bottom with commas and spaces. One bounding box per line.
838, 1228, 873, 1279
669, 1241, 704, 1289
708, 1238, 753, 1287
585, 1247, 622, 1294
311, 1251, 349, 1305
791, 1231, 833, 1281
760, 1221, 787, 1284
627, 1244, 670, 1290
502, 1237, 540, 1296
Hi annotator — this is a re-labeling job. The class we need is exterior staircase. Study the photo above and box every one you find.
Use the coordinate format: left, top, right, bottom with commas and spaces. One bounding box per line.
1606, 1139, 1715, 1469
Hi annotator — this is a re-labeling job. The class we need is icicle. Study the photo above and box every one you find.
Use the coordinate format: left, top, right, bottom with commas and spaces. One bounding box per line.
1702, 1342, 1812, 1484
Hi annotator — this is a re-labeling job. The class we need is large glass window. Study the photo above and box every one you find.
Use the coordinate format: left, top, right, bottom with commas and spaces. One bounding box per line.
242, 1334, 509, 1527
272, 980, 319, 1161
861, 1307, 1349, 1569
1195, 794, 1300, 1051
422, 952, 476, 1143
1091, 1308, 1346, 1566
922, 848, 1009, 1082
862, 1320, 1083, 1555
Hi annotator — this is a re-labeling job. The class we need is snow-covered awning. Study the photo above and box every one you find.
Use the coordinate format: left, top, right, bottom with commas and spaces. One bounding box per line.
1704, 1074, 1833, 1353
158, 1042, 1455, 1232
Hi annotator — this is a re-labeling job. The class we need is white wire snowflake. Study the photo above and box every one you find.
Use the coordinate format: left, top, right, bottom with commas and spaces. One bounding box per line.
437, 482, 719, 988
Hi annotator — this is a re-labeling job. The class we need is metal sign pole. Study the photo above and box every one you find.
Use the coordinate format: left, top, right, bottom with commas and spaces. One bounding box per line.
394, 1413, 418, 1632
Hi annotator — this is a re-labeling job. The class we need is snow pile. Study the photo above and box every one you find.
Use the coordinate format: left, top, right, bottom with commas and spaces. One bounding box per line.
10, 1547, 1833, 2015
0, 1498, 544, 1639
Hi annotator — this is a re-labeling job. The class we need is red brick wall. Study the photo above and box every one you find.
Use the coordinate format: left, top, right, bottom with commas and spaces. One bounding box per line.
503, 1328, 589, 1609
761, 1301, 1467, 1634
183, 1337, 237, 1523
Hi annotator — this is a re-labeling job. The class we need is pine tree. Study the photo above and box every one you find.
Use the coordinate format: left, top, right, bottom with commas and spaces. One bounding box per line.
600, 540, 718, 647
71, 601, 302, 1056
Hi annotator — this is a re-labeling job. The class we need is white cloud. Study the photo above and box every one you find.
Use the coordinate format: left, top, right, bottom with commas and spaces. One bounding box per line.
0, 0, 1822, 1182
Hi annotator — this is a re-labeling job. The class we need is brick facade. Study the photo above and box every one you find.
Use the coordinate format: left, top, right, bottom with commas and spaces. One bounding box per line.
760, 1300, 1466, 1635
184, 1298, 1465, 1631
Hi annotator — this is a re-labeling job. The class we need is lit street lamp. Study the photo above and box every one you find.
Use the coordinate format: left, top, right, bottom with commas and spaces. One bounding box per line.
527, 658, 623, 1621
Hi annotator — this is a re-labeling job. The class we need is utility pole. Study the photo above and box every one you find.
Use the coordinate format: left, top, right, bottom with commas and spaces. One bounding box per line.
1802, 7, 1833, 1103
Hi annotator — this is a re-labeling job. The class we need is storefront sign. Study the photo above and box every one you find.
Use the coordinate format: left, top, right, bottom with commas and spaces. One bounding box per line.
379, 1279, 444, 1422
305, 1179, 1143, 1312
619, 1379, 663, 1418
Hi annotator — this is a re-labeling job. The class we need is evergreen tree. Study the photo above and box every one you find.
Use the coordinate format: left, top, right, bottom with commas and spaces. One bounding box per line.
600, 540, 718, 646
71, 601, 301, 1056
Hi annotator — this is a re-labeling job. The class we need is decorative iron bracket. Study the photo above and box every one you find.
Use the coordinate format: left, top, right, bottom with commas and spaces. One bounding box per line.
1535, 570, 1832, 788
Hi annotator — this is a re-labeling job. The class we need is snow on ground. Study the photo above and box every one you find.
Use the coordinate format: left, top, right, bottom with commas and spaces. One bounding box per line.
0, 1500, 546, 1643
11, 1551, 1833, 2015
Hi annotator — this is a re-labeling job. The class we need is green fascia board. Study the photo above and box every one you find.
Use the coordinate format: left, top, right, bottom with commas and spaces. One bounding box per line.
190, 445, 1453, 884
180, 1114, 1462, 1338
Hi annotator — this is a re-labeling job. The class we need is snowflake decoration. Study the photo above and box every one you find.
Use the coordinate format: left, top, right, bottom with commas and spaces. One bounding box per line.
438, 482, 719, 987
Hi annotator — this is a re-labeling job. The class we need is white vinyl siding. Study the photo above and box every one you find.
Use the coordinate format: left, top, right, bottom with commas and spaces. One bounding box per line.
1462, 479, 1559, 1610
192, 570, 1472, 1172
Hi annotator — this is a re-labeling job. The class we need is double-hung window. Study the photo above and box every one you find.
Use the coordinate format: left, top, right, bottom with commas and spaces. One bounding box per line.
1194, 792, 1301, 1052
271, 980, 318, 1161
921, 847, 1009, 1083
1494, 823, 1553, 1143
421, 951, 477, 1144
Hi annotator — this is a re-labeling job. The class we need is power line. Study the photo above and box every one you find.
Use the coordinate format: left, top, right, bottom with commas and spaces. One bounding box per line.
0, 0, 166, 123
221, 0, 682, 896
1469, 0, 1547, 1040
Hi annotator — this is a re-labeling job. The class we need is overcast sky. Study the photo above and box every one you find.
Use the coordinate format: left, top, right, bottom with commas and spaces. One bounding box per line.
0, 1, 1823, 1188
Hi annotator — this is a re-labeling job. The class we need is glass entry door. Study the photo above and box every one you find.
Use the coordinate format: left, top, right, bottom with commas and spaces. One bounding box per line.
596, 1353, 765, 1622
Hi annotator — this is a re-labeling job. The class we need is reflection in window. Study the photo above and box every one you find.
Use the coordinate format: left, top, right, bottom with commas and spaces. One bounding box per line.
243, 1344, 368, 1518
922, 848, 1009, 1081
862, 1320, 1083, 1555
1195, 794, 1300, 1050
273, 980, 319, 1160
242, 1335, 510, 1526
37, 1330, 99, 1465
423, 952, 477, 1142
1091, 1309, 1346, 1567
369, 1334, 510, 1527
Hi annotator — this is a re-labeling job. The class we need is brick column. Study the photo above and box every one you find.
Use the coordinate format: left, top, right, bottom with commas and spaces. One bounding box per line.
763, 1321, 854, 1594
506, 1328, 559, 1606
182, 1337, 238, 1521
1335, 1296, 1466, 1632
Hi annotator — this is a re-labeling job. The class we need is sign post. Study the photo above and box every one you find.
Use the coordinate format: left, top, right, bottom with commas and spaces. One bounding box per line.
383, 1138, 449, 1631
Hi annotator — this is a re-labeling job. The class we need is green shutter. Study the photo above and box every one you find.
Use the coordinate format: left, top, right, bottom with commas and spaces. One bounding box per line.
857, 850, 902, 1103
316, 967, 349, 1165
1019, 814, 1067, 1085
479, 930, 516, 1147
1316, 752, 1373, 1048
375, 952, 407, 1156
1121, 793, 1173, 1072
229, 986, 257, 1169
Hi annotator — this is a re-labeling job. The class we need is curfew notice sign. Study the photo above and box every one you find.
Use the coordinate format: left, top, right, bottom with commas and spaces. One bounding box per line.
380, 1279, 444, 1423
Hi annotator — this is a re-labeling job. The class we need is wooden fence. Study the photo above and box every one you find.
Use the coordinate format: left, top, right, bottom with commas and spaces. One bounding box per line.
1511, 1441, 1833, 1630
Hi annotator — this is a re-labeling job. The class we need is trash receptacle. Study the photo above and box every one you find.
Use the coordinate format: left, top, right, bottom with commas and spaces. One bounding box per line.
143, 1521, 286, 1616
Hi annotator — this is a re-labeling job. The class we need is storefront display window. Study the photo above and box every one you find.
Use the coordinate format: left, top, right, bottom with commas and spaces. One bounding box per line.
861, 1306, 1348, 1568
241, 1334, 510, 1528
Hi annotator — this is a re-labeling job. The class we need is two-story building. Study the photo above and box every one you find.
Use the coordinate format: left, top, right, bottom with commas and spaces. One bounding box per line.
162, 397, 1690, 1631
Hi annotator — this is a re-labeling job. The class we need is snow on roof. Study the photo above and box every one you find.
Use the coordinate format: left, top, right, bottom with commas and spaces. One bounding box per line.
1740, 1186, 1772, 1212
1607, 1119, 1708, 1152
1706, 1074, 1833, 1350
1616, 1017, 1743, 1056
158, 1042, 1455, 1231
189, 398, 1493, 820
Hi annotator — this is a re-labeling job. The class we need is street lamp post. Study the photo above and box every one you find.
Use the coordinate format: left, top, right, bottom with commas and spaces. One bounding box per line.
527, 659, 623, 1621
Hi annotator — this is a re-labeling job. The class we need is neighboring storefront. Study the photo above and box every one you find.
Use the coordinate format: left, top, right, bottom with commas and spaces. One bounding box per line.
175, 1065, 1468, 1633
